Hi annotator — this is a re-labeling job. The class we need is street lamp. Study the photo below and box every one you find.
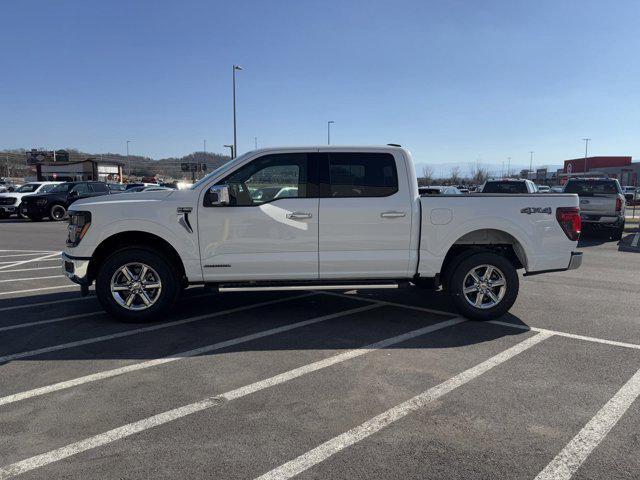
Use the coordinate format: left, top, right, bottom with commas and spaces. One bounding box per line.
232, 65, 243, 159
327, 120, 335, 145
507, 157, 511, 177
583, 138, 591, 173
126, 140, 131, 178
529, 151, 534, 179
224, 144, 234, 158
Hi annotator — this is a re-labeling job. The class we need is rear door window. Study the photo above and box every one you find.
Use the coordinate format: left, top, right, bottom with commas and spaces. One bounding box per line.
482, 181, 528, 193
325, 152, 398, 198
564, 180, 621, 195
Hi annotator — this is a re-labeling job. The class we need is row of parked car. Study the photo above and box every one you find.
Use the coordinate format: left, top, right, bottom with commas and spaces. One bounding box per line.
0, 181, 175, 221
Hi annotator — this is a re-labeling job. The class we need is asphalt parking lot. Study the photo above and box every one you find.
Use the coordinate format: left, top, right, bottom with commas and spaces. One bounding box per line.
0, 219, 639, 480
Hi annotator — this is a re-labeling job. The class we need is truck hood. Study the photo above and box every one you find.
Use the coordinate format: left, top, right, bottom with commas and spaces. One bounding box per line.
71, 190, 176, 209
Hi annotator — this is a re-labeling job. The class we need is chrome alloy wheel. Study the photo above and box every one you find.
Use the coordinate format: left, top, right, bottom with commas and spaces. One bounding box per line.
462, 264, 507, 309
110, 262, 162, 311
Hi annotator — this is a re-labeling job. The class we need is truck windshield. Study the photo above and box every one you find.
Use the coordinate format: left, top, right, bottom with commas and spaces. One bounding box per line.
482, 181, 528, 193
564, 180, 620, 195
191, 153, 250, 190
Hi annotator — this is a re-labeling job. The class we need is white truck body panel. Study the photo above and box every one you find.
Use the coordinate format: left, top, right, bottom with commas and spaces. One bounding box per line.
65, 146, 580, 287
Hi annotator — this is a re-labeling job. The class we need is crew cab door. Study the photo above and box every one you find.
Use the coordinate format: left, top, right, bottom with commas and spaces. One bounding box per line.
318, 150, 413, 279
198, 152, 319, 281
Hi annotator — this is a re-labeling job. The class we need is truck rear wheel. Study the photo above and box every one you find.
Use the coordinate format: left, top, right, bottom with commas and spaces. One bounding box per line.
96, 248, 179, 322
447, 252, 518, 321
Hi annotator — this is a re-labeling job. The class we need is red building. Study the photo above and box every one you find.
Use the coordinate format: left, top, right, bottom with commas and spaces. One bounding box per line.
563, 156, 631, 174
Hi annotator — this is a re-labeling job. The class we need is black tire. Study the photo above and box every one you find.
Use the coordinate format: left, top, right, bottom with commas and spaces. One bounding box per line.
17, 204, 28, 219
95, 248, 179, 322
612, 222, 624, 241
447, 252, 519, 321
49, 204, 67, 221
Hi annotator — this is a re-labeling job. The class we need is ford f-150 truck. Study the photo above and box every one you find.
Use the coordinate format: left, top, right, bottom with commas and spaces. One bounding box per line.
62, 146, 582, 322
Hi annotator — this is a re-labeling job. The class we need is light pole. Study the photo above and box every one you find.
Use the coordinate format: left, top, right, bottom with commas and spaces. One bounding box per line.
327, 120, 334, 145
224, 144, 234, 158
529, 151, 534, 179
507, 157, 511, 177
254, 137, 258, 149
582, 138, 591, 173
232, 65, 243, 159
126, 140, 131, 178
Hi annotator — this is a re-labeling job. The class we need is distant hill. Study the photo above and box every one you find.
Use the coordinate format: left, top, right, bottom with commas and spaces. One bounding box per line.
0, 148, 232, 180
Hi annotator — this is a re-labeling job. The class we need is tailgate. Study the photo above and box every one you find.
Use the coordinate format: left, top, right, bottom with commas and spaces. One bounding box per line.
578, 195, 616, 215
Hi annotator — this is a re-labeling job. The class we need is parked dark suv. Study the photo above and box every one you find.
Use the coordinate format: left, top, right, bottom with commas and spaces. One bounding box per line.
21, 181, 110, 221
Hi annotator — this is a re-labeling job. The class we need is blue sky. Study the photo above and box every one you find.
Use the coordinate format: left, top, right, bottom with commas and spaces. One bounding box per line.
1, 0, 639, 170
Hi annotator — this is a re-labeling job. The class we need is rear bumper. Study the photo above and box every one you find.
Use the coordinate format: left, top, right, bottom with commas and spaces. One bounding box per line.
567, 251, 582, 270
524, 251, 582, 276
581, 214, 624, 226
61, 252, 91, 286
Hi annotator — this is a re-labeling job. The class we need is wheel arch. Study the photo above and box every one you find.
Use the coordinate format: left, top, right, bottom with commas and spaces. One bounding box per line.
439, 228, 528, 287
87, 231, 186, 284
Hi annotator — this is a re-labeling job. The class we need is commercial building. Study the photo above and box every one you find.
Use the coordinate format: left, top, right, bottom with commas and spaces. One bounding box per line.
562, 156, 639, 186
26, 150, 123, 183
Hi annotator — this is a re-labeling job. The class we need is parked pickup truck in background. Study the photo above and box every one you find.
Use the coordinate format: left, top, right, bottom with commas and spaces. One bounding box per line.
62, 146, 583, 322
563, 178, 626, 240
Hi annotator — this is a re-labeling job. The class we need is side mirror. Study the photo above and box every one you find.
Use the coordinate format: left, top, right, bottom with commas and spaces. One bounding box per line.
207, 185, 230, 207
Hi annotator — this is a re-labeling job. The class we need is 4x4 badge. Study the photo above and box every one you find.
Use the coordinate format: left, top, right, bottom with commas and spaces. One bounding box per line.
521, 207, 552, 214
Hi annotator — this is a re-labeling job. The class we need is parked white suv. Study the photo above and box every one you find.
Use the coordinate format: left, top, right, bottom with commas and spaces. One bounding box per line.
0, 181, 62, 218
62, 146, 582, 322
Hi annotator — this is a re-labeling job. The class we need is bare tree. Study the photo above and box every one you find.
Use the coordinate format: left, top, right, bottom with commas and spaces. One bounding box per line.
419, 165, 434, 186
469, 164, 489, 185
449, 166, 461, 185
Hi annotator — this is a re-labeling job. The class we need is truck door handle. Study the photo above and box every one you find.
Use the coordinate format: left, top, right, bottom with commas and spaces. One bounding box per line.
381, 211, 406, 218
287, 211, 313, 219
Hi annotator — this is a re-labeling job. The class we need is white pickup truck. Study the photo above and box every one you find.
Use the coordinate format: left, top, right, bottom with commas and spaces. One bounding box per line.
62, 146, 582, 322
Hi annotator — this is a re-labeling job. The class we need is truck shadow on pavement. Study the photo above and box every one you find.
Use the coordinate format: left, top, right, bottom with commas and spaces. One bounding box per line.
0, 287, 532, 364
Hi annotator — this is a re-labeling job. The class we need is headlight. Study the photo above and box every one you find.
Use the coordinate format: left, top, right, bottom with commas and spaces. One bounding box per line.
67, 211, 92, 247
36, 198, 48, 206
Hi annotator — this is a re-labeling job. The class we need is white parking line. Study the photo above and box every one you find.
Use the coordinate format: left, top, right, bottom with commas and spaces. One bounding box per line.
0, 258, 59, 265
0, 275, 65, 283
0, 293, 316, 364
254, 331, 552, 480
0, 253, 58, 258
0, 266, 61, 274
0, 252, 61, 271
0, 317, 464, 479
489, 320, 640, 351
0, 250, 58, 253
0, 304, 383, 407
0, 312, 104, 333
323, 292, 640, 352
534, 367, 640, 480
0, 285, 77, 297
0, 291, 216, 332
0, 293, 94, 312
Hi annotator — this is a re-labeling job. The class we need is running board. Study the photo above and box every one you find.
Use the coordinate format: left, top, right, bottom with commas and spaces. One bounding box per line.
212, 279, 410, 293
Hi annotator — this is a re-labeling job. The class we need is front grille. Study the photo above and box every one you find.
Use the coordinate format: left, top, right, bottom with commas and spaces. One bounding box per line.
0, 197, 16, 205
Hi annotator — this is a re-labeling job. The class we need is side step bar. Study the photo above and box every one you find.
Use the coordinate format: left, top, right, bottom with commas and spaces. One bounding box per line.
218, 283, 400, 293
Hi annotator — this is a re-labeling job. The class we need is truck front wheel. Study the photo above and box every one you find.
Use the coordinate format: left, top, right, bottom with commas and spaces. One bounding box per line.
447, 252, 519, 321
96, 248, 179, 322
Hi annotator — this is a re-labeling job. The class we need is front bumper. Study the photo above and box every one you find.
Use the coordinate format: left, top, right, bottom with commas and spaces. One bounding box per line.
0, 206, 16, 214
61, 252, 91, 286
21, 203, 48, 217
